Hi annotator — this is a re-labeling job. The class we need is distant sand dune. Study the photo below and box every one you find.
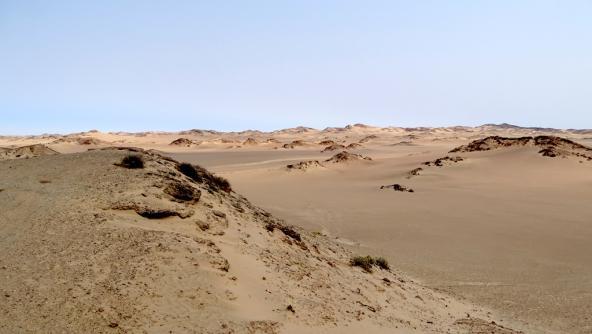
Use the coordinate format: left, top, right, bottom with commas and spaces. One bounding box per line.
451, 135, 592, 160
0, 144, 59, 160
325, 151, 372, 163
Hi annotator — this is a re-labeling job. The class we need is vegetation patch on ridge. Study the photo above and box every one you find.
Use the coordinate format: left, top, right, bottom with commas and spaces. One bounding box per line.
350, 255, 390, 273
177, 162, 232, 192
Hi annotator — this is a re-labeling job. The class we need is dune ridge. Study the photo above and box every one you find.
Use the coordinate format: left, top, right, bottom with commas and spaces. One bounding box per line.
450, 135, 592, 160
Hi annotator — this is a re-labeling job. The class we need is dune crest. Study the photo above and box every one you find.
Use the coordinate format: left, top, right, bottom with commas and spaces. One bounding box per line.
451, 135, 592, 160
169, 137, 199, 147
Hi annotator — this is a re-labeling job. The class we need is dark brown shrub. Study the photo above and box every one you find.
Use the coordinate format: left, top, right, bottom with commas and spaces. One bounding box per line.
119, 155, 144, 169
350, 256, 375, 273
164, 182, 201, 202
375, 257, 390, 270
211, 174, 232, 192
265, 221, 302, 242
178, 163, 201, 181
177, 162, 232, 192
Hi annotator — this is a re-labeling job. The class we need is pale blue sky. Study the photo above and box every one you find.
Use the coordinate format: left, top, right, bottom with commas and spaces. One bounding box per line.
1, 1, 591, 134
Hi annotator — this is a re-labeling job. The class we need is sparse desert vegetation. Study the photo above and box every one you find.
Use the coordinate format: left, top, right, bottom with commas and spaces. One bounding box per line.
118, 154, 145, 169
1, 125, 590, 334
3, 0, 590, 331
350, 255, 390, 273
164, 181, 201, 202
177, 162, 232, 192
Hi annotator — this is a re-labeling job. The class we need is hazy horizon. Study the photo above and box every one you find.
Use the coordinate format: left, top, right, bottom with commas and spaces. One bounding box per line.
3, 121, 591, 137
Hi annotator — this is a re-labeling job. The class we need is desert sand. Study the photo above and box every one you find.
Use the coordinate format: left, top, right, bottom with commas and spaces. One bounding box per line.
2, 123, 592, 333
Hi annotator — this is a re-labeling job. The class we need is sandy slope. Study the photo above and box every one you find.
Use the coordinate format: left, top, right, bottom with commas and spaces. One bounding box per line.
2, 124, 592, 333
0, 148, 522, 333
217, 145, 592, 333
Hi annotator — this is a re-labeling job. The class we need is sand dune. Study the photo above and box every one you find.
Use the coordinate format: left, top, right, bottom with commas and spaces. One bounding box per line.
2, 124, 592, 333
325, 151, 372, 163
169, 137, 199, 147
0, 144, 59, 160
451, 135, 592, 160
0, 148, 520, 333
243, 137, 259, 146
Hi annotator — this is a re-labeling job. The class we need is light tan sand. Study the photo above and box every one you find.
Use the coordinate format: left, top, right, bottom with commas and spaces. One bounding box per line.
2, 124, 591, 333
0, 147, 522, 333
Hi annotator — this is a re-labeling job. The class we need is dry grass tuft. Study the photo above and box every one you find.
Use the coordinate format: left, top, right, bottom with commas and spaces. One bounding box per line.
350, 255, 390, 273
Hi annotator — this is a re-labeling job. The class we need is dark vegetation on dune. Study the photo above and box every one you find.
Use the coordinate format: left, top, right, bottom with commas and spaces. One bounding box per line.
451, 135, 592, 155
164, 181, 201, 202
117, 155, 145, 169
450, 135, 592, 161
406, 167, 423, 178
169, 138, 195, 146
350, 255, 390, 273
265, 221, 302, 242
423, 156, 464, 167
286, 160, 324, 170
380, 184, 414, 192
324, 151, 372, 163
177, 162, 232, 192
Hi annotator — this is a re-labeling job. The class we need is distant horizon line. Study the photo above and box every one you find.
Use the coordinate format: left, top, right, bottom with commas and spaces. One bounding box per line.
2, 122, 591, 137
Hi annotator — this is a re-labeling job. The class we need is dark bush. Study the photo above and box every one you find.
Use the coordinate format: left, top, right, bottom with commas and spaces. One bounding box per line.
211, 174, 232, 192
177, 162, 232, 192
375, 257, 390, 270
265, 221, 302, 242
119, 155, 144, 169
164, 182, 201, 202
178, 163, 201, 182
350, 256, 375, 273
278, 225, 301, 242
350, 255, 390, 272
265, 221, 276, 232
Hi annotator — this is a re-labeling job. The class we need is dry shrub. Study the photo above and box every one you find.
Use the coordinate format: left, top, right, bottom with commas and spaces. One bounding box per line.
351, 255, 390, 273
177, 162, 232, 192
118, 155, 144, 169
